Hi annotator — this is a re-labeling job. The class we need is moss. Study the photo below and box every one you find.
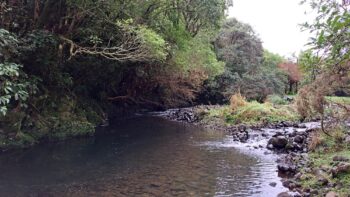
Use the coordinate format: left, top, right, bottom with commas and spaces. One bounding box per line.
48, 118, 95, 140
0, 96, 100, 150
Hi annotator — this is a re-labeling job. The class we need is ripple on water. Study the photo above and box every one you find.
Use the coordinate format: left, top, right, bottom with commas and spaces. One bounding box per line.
200, 135, 286, 197
0, 117, 287, 196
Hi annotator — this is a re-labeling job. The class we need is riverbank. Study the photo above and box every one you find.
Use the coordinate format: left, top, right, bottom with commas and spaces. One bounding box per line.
157, 104, 350, 196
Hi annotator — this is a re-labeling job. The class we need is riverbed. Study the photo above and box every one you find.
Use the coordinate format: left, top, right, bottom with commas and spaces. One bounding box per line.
0, 116, 287, 196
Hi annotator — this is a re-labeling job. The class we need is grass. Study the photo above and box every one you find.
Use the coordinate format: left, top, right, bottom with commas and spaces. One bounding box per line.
201, 101, 299, 126
326, 96, 350, 105
226, 101, 299, 125
300, 128, 350, 196
200, 96, 349, 126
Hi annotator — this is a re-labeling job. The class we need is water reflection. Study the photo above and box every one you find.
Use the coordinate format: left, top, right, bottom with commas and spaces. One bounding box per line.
0, 117, 286, 196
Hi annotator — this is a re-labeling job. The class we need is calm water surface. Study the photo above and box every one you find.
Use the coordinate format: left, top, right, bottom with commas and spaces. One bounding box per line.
0, 117, 287, 196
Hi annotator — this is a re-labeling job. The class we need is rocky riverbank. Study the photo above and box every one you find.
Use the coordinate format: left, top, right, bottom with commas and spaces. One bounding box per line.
155, 106, 350, 197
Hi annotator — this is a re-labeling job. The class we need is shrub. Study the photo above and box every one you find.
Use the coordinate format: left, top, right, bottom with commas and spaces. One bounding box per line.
266, 94, 288, 105
230, 93, 247, 111
332, 126, 347, 144
308, 132, 324, 151
226, 101, 298, 125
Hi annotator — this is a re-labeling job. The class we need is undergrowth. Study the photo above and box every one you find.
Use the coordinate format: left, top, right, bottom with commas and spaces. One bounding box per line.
301, 126, 350, 196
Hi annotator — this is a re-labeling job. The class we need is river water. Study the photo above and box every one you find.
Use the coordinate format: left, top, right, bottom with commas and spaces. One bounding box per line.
0, 116, 287, 196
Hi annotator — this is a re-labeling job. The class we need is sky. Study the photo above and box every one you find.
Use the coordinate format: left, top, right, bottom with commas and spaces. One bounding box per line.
228, 0, 314, 58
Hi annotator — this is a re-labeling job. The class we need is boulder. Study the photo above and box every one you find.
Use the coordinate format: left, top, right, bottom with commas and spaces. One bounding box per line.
331, 162, 350, 177
269, 136, 288, 149
278, 163, 297, 174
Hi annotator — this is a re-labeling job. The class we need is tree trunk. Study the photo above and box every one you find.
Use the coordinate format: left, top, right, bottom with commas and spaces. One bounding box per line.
33, 0, 40, 24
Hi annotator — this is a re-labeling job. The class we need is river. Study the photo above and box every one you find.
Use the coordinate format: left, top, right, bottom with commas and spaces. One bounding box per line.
0, 116, 287, 196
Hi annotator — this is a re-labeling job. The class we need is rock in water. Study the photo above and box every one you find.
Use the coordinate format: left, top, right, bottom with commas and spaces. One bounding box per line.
294, 135, 304, 143
268, 136, 288, 149
277, 192, 292, 197
278, 163, 297, 174
269, 182, 277, 187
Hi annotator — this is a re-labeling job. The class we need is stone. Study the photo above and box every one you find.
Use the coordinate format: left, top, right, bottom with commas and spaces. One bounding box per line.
269, 136, 288, 149
237, 131, 249, 142
298, 123, 307, 128
278, 163, 297, 173
277, 192, 292, 197
310, 189, 318, 195
294, 172, 302, 180
317, 177, 329, 186
269, 182, 277, 187
261, 132, 269, 137
331, 162, 350, 177
345, 136, 350, 143
303, 193, 311, 197
325, 191, 338, 197
332, 156, 349, 162
272, 131, 284, 137
267, 144, 274, 150
237, 125, 247, 132
294, 135, 304, 143
282, 180, 292, 188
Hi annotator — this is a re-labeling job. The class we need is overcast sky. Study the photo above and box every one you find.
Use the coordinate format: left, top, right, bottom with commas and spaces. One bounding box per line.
228, 0, 314, 58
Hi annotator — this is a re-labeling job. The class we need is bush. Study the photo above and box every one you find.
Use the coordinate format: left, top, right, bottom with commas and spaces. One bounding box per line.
230, 93, 247, 111
226, 101, 298, 125
266, 94, 288, 105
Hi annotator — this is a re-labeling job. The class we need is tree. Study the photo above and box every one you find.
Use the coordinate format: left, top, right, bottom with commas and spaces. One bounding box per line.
278, 62, 302, 94
297, 0, 350, 133
0, 29, 34, 116
301, 0, 350, 67
298, 50, 322, 85
200, 19, 287, 103
215, 18, 263, 75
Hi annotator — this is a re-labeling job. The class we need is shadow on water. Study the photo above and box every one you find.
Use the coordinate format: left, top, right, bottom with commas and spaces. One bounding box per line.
0, 116, 287, 196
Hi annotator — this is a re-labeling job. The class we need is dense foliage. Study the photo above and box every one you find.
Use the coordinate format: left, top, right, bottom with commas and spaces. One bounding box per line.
0, 0, 229, 149
199, 19, 288, 103
297, 0, 350, 131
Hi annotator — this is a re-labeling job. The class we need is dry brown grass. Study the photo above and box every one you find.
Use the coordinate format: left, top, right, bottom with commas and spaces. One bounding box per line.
308, 131, 324, 151
230, 93, 248, 111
